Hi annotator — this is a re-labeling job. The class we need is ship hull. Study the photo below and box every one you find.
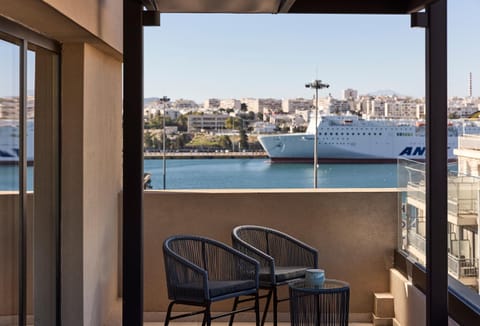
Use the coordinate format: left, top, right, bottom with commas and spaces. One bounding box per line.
258, 116, 478, 163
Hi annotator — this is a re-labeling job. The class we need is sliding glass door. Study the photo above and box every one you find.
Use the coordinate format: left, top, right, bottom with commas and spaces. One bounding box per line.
0, 19, 60, 326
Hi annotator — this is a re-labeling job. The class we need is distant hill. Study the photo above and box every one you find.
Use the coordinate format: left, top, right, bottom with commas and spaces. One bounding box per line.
144, 97, 159, 106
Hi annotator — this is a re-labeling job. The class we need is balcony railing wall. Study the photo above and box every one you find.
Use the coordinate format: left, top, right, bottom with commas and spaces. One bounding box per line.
143, 189, 398, 320
0, 189, 401, 321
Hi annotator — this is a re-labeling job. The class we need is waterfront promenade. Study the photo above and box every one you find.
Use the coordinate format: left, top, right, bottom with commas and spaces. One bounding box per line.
144, 151, 268, 159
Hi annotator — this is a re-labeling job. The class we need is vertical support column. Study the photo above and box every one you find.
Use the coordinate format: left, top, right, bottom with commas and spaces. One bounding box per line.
425, 0, 448, 325
123, 0, 144, 325
19, 39, 28, 326
34, 49, 60, 326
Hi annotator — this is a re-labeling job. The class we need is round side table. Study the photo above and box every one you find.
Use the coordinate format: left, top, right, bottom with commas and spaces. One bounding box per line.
289, 279, 350, 326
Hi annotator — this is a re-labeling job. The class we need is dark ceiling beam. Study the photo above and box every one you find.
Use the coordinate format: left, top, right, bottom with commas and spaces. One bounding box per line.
278, 0, 297, 13
289, 0, 405, 14
288, 0, 434, 14
406, 0, 437, 13
141, 0, 157, 11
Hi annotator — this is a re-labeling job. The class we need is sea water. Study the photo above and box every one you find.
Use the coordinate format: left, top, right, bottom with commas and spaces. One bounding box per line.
143, 158, 398, 190
0, 159, 398, 191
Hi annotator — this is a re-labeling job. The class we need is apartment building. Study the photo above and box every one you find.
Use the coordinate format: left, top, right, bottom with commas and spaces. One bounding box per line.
242, 98, 282, 113
448, 97, 480, 118
187, 114, 229, 132
281, 98, 312, 113
401, 157, 479, 292
220, 98, 241, 110
343, 88, 358, 100
385, 101, 425, 119
204, 98, 221, 109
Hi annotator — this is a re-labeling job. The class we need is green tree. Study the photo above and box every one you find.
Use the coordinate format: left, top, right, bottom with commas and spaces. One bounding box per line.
218, 135, 232, 149
152, 136, 161, 150
176, 114, 188, 131
239, 126, 249, 150
144, 131, 154, 149
257, 112, 263, 121
240, 103, 248, 112
173, 133, 189, 149
225, 117, 241, 130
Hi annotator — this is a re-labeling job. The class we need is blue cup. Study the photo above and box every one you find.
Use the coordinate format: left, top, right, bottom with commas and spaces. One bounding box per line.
305, 269, 325, 287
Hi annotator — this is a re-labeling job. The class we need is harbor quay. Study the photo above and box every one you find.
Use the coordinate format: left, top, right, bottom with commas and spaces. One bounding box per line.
144, 150, 267, 159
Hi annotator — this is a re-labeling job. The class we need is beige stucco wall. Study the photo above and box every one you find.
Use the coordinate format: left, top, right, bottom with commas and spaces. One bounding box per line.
143, 189, 399, 319
0, 193, 33, 317
44, 0, 122, 52
61, 42, 122, 326
0, 0, 121, 55
83, 42, 123, 325
390, 268, 426, 326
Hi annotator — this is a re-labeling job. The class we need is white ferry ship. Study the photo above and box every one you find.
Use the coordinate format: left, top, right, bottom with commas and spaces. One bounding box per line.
258, 114, 480, 163
0, 119, 34, 164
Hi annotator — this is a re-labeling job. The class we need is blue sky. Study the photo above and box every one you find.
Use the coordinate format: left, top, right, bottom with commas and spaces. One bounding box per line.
144, 0, 480, 103
0, 1, 478, 101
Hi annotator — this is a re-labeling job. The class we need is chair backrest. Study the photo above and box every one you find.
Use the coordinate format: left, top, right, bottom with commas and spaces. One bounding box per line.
232, 225, 318, 268
164, 234, 260, 300
235, 226, 270, 254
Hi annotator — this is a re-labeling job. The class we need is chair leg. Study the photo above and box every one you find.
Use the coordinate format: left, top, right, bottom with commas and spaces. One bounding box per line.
164, 301, 175, 326
205, 302, 212, 326
272, 287, 278, 326
254, 293, 261, 326
261, 289, 273, 326
228, 297, 240, 326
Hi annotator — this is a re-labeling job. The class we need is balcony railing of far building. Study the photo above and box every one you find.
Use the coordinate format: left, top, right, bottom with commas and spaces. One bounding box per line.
398, 158, 480, 290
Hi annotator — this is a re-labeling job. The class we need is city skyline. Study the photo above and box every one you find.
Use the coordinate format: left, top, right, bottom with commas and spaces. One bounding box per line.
144, 0, 480, 103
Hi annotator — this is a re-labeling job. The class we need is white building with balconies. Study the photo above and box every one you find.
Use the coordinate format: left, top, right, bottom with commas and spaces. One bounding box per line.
281, 98, 312, 113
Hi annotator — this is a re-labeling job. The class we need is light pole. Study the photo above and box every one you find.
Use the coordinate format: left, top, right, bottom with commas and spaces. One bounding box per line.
305, 80, 329, 188
160, 96, 170, 190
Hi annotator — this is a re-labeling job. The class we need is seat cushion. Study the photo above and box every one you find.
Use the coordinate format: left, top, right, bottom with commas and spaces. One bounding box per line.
175, 279, 256, 300
259, 266, 308, 284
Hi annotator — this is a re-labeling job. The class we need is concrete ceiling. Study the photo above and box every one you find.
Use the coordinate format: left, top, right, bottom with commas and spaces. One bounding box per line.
143, 0, 437, 14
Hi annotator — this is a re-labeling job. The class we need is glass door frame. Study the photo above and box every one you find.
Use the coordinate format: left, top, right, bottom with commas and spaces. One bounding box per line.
0, 16, 60, 326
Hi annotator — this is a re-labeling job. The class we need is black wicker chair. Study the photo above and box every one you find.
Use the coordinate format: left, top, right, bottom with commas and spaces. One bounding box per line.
163, 235, 260, 326
231, 225, 318, 326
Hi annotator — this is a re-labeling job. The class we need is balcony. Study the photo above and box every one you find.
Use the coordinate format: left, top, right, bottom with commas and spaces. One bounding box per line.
448, 254, 479, 286
406, 229, 479, 285
2, 189, 403, 324
2, 187, 478, 324
140, 188, 416, 324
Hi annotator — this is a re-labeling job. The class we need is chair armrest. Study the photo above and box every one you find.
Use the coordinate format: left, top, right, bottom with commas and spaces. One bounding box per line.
163, 246, 209, 300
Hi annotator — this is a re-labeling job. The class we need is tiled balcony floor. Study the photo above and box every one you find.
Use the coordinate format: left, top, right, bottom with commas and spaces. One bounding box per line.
144, 323, 373, 326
